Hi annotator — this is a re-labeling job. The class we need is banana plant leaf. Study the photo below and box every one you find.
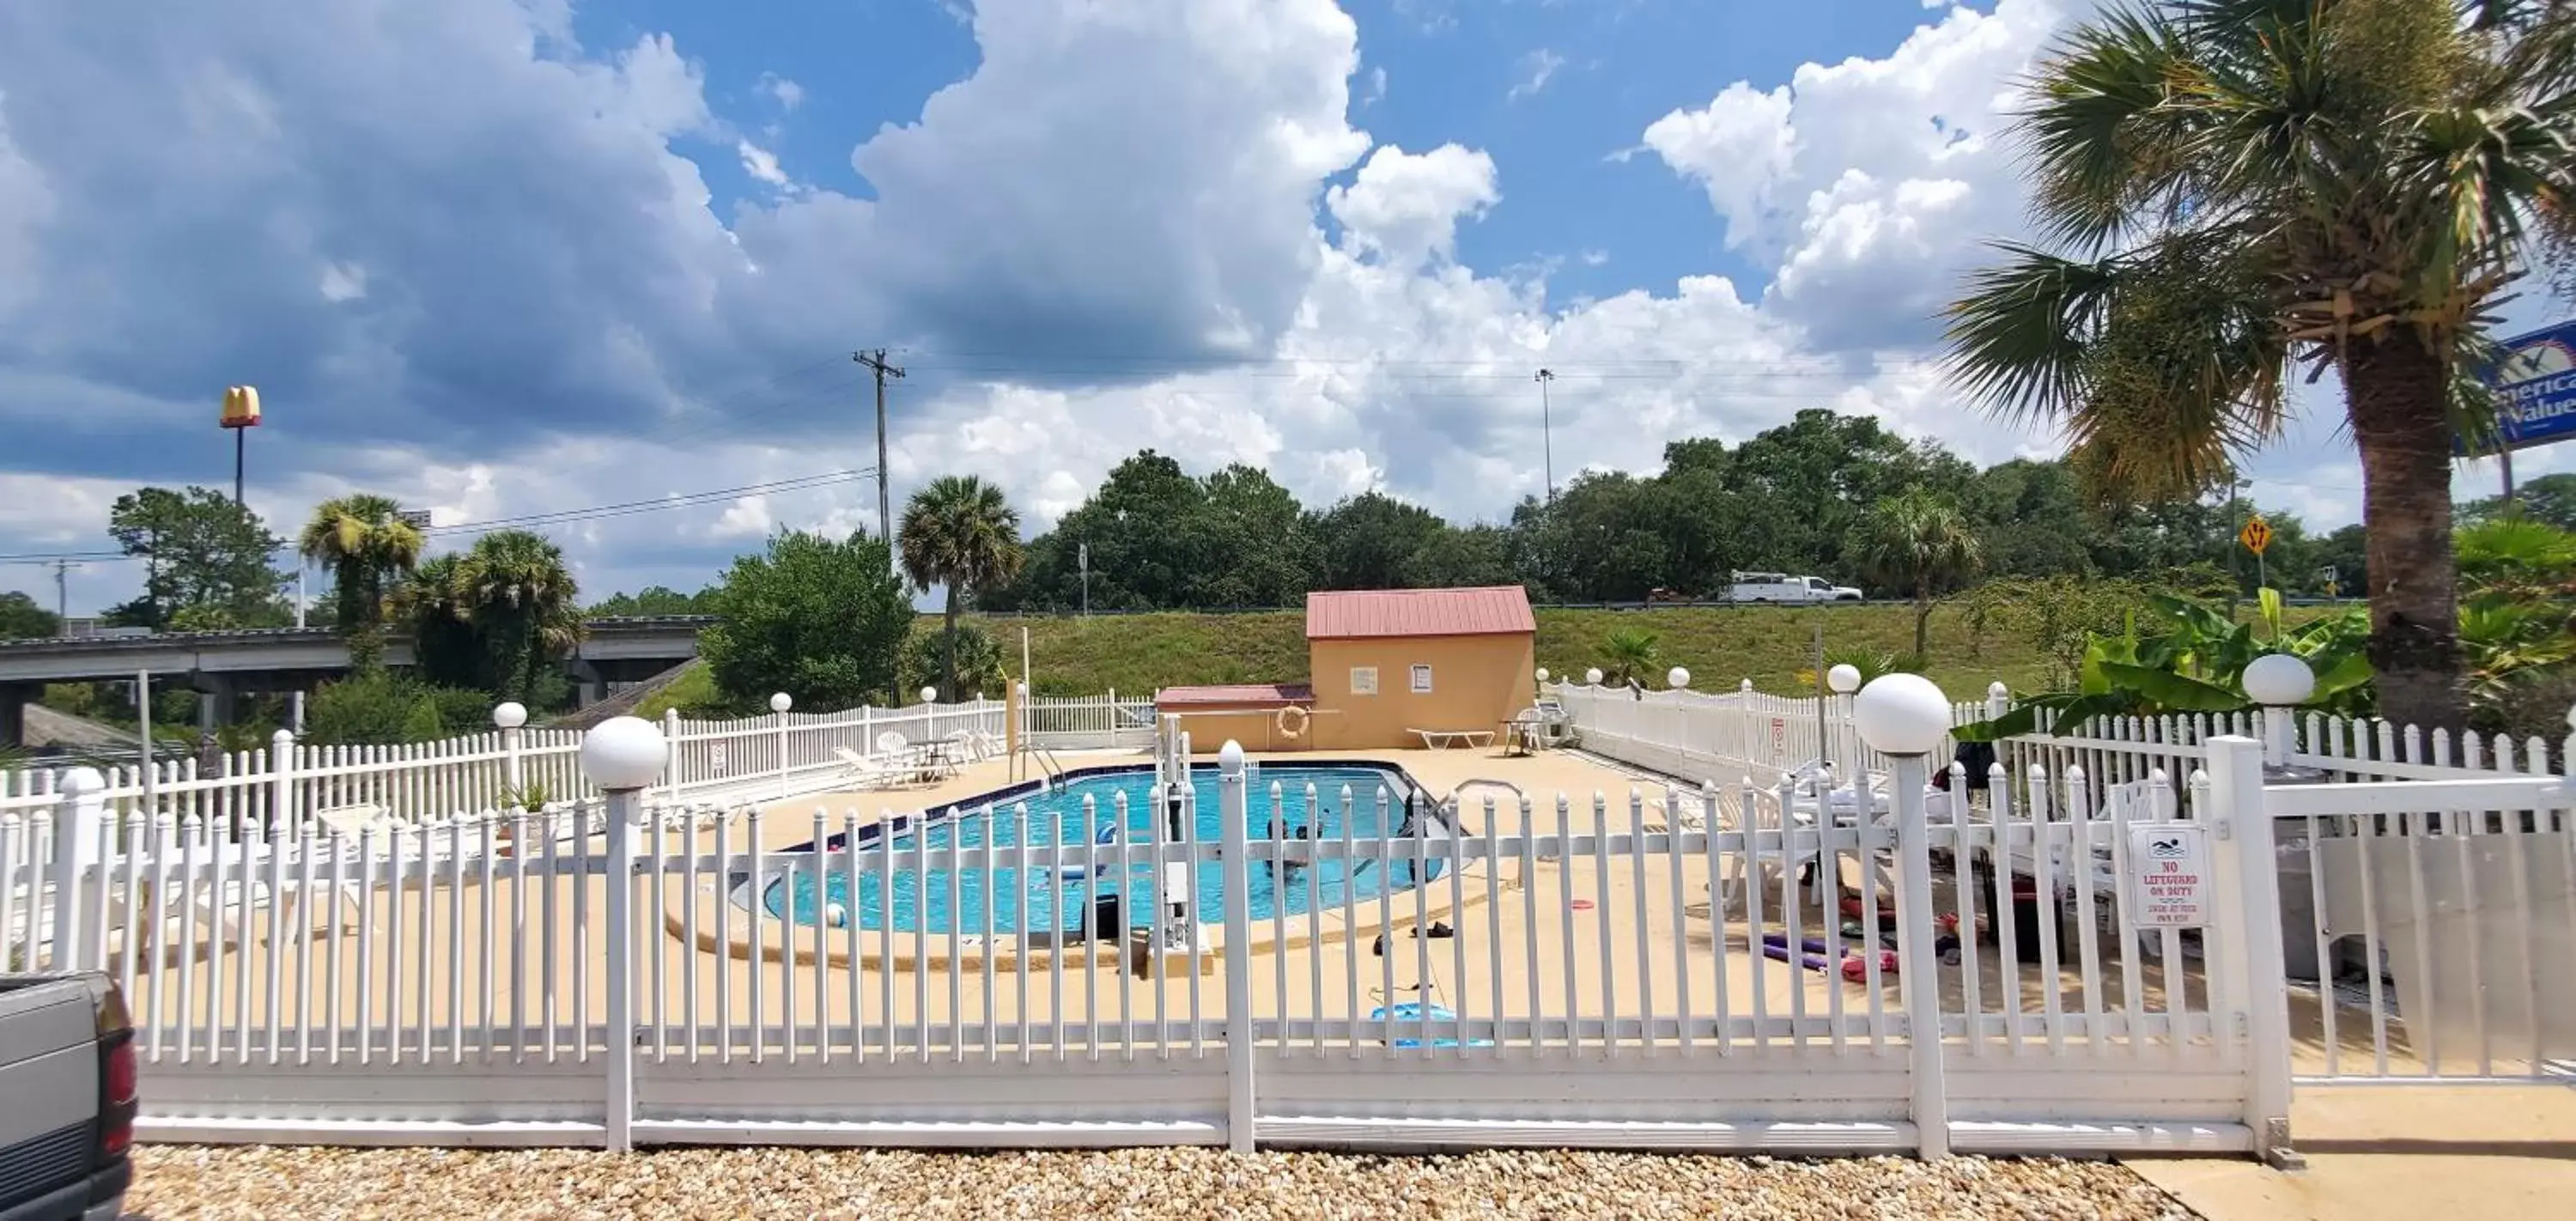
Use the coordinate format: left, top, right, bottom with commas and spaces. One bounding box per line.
2092, 662, 2252, 712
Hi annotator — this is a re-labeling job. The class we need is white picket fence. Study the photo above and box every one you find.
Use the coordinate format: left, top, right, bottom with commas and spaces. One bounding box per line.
1556, 677, 2576, 1094
0, 673, 2566, 1158
6, 739, 2309, 1156
1021, 693, 1156, 751
0, 699, 1010, 845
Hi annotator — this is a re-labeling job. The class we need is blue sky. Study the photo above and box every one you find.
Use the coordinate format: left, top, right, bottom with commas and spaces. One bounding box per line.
0, 0, 2561, 615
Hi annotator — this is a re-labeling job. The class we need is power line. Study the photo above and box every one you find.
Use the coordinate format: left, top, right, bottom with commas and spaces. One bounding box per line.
422, 468, 879, 539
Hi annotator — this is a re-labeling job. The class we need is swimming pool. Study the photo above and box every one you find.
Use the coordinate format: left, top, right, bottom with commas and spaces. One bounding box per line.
761, 762, 1445, 935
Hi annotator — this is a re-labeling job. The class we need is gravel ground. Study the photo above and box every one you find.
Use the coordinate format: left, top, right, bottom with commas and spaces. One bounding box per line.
129, 1145, 2196, 1220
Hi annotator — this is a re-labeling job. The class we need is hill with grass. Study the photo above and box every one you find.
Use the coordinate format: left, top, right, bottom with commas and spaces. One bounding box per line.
996, 604, 2062, 700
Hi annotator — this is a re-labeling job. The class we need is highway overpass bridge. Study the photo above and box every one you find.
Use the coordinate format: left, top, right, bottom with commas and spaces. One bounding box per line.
0, 616, 711, 744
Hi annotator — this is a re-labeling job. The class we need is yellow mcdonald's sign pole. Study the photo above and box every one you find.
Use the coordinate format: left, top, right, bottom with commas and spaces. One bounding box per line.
220, 386, 262, 506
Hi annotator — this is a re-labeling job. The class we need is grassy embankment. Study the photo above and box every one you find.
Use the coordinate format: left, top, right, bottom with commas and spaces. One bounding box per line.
998, 605, 2057, 698
636, 599, 2345, 720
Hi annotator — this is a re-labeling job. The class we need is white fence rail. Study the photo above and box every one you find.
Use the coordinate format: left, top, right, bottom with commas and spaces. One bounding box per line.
9, 741, 2296, 1157
1557, 676, 2576, 1095
0, 699, 1010, 843
1021, 694, 1156, 751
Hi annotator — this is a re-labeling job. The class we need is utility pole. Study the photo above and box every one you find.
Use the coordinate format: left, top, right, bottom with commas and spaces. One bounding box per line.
52, 560, 71, 623
853, 349, 906, 566
1534, 368, 1558, 504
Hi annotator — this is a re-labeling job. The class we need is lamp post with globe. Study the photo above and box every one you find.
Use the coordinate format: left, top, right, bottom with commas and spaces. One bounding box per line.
1851, 672, 1954, 1159
578, 714, 665, 1153
769, 693, 793, 797
1826, 664, 1862, 799
493, 702, 528, 799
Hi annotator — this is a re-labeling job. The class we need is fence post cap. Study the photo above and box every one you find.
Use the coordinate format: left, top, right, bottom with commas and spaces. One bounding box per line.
1668, 666, 1692, 690
1739, 678, 1754, 692
1854, 673, 1951, 756
492, 702, 528, 730
56, 766, 105, 796
769, 692, 793, 714
1584, 668, 1604, 686
2242, 653, 2315, 706
270, 726, 295, 746
1986, 681, 2009, 700
581, 716, 668, 791
1217, 741, 1246, 774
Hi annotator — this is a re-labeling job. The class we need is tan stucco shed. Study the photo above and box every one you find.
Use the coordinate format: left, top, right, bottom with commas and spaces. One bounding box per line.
1303, 586, 1536, 750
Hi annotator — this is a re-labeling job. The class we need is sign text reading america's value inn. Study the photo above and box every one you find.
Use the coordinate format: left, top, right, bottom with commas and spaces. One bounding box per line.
2477, 321, 2576, 454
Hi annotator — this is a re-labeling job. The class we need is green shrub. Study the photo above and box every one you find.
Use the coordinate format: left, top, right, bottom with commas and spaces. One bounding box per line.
303, 671, 494, 745
902, 623, 1009, 699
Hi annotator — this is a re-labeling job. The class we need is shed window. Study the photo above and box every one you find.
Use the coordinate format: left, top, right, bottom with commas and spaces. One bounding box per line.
1350, 666, 1378, 696
1409, 664, 1432, 694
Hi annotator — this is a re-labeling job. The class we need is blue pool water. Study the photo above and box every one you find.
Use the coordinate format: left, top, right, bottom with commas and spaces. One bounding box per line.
762, 764, 1444, 935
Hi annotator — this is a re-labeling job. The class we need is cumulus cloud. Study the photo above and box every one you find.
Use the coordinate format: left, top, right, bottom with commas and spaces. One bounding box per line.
1325, 144, 1499, 270
0, 0, 2174, 616
1643, 0, 2072, 350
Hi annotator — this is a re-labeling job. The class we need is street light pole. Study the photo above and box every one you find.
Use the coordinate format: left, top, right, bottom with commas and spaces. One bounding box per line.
1534, 368, 1558, 504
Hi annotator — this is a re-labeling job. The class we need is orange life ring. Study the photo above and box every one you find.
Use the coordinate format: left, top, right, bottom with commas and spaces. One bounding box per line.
1274, 704, 1310, 739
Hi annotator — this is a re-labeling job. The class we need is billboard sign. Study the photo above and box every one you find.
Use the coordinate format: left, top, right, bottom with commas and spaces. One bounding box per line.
2476, 322, 2576, 454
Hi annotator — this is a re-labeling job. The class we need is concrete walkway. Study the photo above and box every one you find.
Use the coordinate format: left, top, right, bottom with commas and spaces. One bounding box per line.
2129, 1086, 2576, 1220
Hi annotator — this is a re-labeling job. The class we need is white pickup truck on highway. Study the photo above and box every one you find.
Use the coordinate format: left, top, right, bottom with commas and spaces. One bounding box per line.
1725, 572, 1864, 603
0, 972, 137, 1221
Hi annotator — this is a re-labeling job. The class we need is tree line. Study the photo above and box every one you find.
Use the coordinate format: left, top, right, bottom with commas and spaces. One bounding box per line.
965, 409, 2482, 617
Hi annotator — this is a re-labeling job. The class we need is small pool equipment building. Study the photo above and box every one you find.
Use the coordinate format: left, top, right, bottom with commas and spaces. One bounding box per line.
1154, 586, 1537, 751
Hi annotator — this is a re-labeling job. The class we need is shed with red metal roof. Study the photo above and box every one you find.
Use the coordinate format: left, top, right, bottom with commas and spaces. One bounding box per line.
1304, 586, 1536, 750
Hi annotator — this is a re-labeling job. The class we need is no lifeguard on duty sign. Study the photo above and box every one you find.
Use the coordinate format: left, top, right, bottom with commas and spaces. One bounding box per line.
2125, 823, 2212, 929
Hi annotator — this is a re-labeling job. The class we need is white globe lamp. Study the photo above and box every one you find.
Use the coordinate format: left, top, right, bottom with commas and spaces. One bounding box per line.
1534, 667, 1550, 683
1852, 673, 1953, 758
492, 702, 527, 731
580, 715, 668, 791
1826, 664, 1862, 696
1667, 666, 1691, 690
919, 686, 939, 704
2241, 653, 2316, 708
1583, 668, 1604, 686
769, 692, 793, 714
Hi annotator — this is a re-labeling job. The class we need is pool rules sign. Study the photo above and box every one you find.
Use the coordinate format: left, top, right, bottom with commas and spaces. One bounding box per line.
2125, 823, 2212, 928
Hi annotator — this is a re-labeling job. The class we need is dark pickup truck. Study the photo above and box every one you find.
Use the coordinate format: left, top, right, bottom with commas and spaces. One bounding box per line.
0, 974, 136, 1221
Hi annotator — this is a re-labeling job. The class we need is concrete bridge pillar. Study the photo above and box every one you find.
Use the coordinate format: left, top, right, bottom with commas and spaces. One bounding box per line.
0, 683, 30, 748
188, 671, 237, 732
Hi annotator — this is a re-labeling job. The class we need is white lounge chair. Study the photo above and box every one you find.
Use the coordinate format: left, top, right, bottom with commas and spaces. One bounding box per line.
832, 746, 911, 790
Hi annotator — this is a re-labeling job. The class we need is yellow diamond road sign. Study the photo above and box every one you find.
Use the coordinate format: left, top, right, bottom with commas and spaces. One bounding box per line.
2239, 516, 2272, 556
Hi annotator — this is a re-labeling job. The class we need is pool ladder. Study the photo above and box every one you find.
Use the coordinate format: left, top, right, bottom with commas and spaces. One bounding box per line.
1030, 745, 1068, 791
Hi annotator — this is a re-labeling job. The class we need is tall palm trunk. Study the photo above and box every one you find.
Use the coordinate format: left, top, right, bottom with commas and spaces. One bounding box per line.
1913, 576, 1934, 657
2346, 338, 2464, 731
940, 587, 961, 703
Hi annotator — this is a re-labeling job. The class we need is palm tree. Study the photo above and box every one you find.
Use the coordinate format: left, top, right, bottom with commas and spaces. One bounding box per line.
1858, 490, 1982, 657
1942, 0, 2576, 730
897, 477, 1027, 702
390, 554, 479, 689
455, 530, 585, 702
1599, 626, 1660, 689
298, 494, 424, 662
